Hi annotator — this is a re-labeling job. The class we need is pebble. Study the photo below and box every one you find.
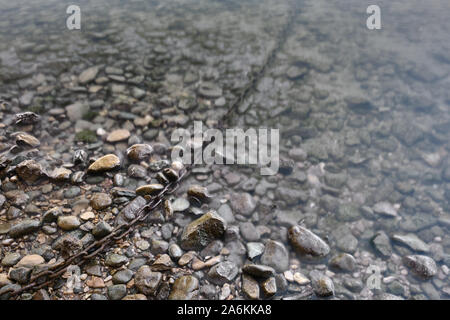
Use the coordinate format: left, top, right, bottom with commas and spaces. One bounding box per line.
172, 198, 190, 212
242, 274, 259, 299
50, 167, 72, 181
242, 264, 275, 278
107, 284, 127, 300
87, 154, 121, 173
9, 219, 40, 238
135, 266, 162, 296
261, 277, 277, 297
112, 269, 134, 284
207, 261, 238, 285
293, 272, 310, 285
392, 234, 430, 252
310, 270, 335, 297
288, 225, 330, 257
16, 160, 45, 183
126, 144, 153, 162
79, 66, 99, 84
373, 202, 398, 217
105, 253, 128, 268
246, 242, 265, 259
15, 133, 40, 148
15, 254, 44, 268
230, 192, 256, 216
260, 240, 289, 272
2, 253, 22, 267
92, 221, 113, 238
329, 253, 357, 272
90, 193, 112, 210
57, 216, 81, 231
106, 129, 131, 143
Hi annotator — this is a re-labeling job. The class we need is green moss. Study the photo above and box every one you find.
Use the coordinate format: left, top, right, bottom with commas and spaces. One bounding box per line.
82, 110, 99, 121
75, 129, 97, 143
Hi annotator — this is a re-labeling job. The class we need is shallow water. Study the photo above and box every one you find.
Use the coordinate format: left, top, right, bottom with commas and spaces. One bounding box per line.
0, 0, 449, 300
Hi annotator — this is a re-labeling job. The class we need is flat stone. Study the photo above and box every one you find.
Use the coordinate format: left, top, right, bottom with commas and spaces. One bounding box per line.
246, 242, 265, 259
79, 66, 99, 84
92, 221, 113, 238
112, 269, 134, 284
126, 144, 153, 162
242, 264, 276, 278
107, 284, 127, 300
392, 234, 430, 252
2, 253, 22, 267
16, 133, 40, 148
373, 202, 398, 217
230, 192, 256, 216
105, 253, 128, 268
15, 254, 44, 268
106, 129, 130, 143
9, 219, 40, 238
371, 231, 392, 258
16, 160, 45, 184
50, 167, 72, 181
88, 154, 121, 173
329, 253, 356, 272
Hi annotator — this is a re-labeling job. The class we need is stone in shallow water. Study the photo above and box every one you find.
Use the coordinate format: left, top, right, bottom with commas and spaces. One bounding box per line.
87, 154, 120, 173
403, 255, 437, 279
371, 231, 392, 258
2, 252, 22, 267
168, 275, 199, 300
329, 253, 356, 272
392, 233, 430, 252
261, 277, 277, 297
180, 211, 227, 250
229, 192, 256, 216
197, 82, 222, 99
373, 202, 398, 217
136, 184, 164, 196
105, 253, 128, 268
172, 198, 190, 212
15, 254, 44, 268
50, 167, 72, 181
310, 270, 334, 297
288, 225, 330, 258
242, 264, 275, 278
207, 261, 238, 285
92, 221, 113, 238
260, 240, 289, 272
15, 133, 40, 148
107, 284, 127, 300
246, 242, 265, 259
79, 66, 99, 84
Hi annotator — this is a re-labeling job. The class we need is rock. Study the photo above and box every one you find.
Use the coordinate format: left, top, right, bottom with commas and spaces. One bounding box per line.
187, 185, 212, 204
107, 284, 127, 300
16, 133, 40, 148
87, 154, 121, 173
329, 253, 356, 272
345, 96, 373, 113
180, 211, 227, 250
0, 273, 12, 287
168, 275, 199, 300
151, 239, 169, 254
373, 202, 398, 217
15, 254, 44, 268
242, 274, 259, 299
246, 242, 265, 259
112, 269, 134, 284
135, 266, 162, 296
288, 225, 330, 258
92, 221, 113, 238
242, 264, 275, 278
260, 240, 289, 272
106, 129, 130, 143
9, 219, 40, 238
198, 82, 222, 99
152, 254, 174, 271
86, 276, 105, 288
2, 253, 22, 267
90, 193, 112, 210
127, 144, 153, 162
207, 261, 238, 285
261, 277, 277, 297
105, 253, 128, 268
66, 102, 89, 121
168, 244, 183, 259
371, 231, 392, 258
310, 270, 334, 297
79, 66, 99, 84
50, 168, 72, 181
80, 211, 95, 221
57, 216, 80, 231
230, 192, 256, 216
403, 255, 437, 279
136, 240, 150, 251
293, 272, 310, 285
392, 234, 430, 252
16, 160, 46, 183
337, 203, 360, 222
286, 65, 308, 80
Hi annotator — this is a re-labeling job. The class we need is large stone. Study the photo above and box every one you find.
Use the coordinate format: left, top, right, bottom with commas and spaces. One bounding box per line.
180, 211, 227, 250
135, 266, 162, 296
87, 154, 121, 173
260, 240, 289, 272
16, 160, 46, 184
288, 225, 330, 258
168, 275, 199, 300
242, 274, 259, 300
403, 255, 437, 279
